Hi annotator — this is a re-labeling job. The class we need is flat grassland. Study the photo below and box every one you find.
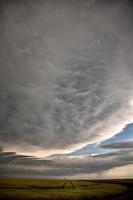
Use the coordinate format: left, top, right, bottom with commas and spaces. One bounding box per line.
0, 178, 132, 200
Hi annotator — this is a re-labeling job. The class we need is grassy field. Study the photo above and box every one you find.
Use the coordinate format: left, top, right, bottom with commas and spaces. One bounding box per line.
0, 178, 132, 200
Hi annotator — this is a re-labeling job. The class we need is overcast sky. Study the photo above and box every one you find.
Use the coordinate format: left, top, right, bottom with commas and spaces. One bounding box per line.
0, 0, 133, 179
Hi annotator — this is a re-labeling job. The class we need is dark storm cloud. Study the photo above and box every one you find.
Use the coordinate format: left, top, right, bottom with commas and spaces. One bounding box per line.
0, 0, 133, 160
0, 150, 53, 166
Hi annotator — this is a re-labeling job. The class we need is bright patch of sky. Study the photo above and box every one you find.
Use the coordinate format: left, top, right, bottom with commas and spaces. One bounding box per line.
71, 123, 133, 156
102, 123, 133, 145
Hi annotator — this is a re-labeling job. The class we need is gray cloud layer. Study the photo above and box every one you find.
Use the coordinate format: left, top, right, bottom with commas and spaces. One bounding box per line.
102, 141, 133, 149
0, 142, 133, 178
0, 0, 133, 158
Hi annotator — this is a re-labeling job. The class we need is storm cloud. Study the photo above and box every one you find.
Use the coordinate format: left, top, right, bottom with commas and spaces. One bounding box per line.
0, 146, 133, 178
0, 0, 133, 178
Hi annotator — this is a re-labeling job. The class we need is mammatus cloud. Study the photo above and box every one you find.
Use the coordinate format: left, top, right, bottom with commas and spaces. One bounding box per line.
0, 1, 133, 183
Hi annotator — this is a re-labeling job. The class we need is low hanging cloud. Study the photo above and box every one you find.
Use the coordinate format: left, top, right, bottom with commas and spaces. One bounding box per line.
102, 141, 133, 149
0, 144, 133, 178
0, 0, 133, 158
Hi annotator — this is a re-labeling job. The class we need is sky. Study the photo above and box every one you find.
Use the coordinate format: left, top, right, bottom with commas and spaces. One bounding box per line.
0, 0, 133, 179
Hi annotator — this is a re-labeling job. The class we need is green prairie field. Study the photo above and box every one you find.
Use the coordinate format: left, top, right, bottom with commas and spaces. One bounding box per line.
0, 178, 132, 200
